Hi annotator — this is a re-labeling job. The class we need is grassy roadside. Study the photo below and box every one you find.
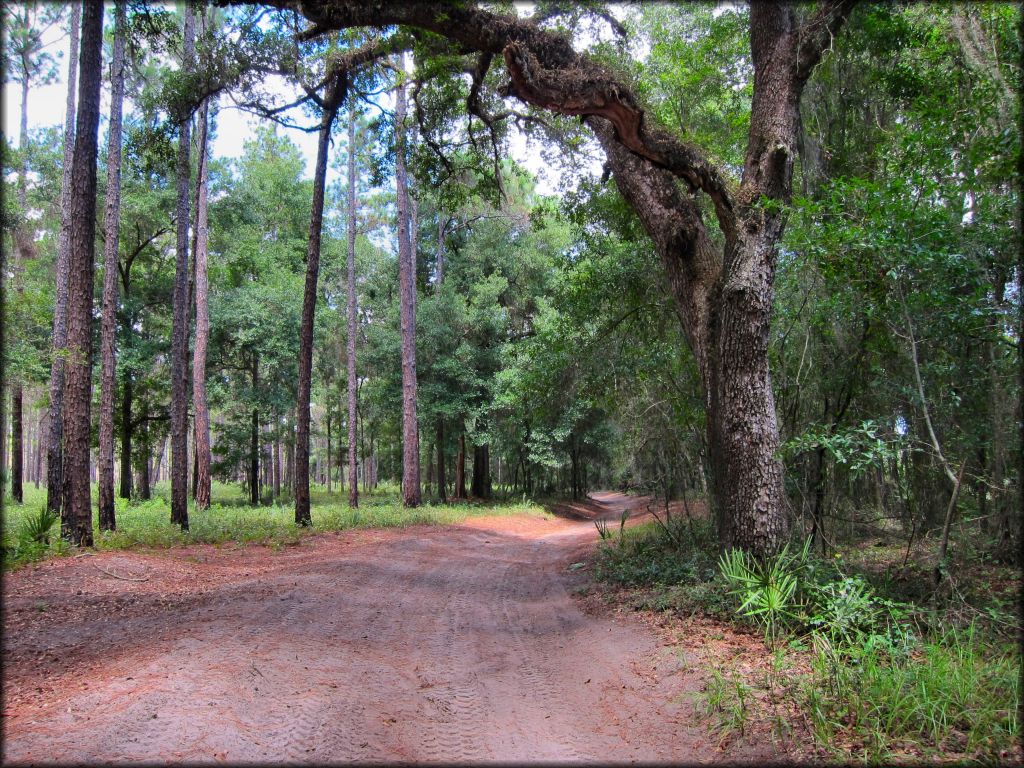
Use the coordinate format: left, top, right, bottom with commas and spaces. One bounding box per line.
589, 512, 1021, 764
1, 482, 550, 570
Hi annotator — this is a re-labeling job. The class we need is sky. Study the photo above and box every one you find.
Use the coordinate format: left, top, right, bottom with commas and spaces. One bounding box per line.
2, 6, 611, 199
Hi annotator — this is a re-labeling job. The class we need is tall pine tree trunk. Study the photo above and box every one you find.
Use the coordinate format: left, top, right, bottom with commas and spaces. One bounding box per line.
47, 2, 81, 516
395, 57, 420, 507
169, 3, 195, 531
295, 75, 345, 527
9, 46, 32, 505
192, 93, 212, 510
250, 354, 259, 505
346, 103, 360, 510
98, 1, 127, 532
62, 0, 104, 547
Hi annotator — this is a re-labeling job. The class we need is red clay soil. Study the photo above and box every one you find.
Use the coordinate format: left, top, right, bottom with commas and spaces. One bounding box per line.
1, 492, 778, 764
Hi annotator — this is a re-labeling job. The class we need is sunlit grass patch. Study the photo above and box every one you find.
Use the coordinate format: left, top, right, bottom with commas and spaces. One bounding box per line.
2, 481, 548, 568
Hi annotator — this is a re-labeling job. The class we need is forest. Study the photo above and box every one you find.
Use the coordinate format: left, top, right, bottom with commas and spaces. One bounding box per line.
1, 1, 1020, 764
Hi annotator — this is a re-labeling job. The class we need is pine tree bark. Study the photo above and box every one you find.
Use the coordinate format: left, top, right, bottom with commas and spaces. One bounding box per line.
346, 103, 360, 510
192, 93, 212, 510
47, 2, 81, 519
250, 354, 260, 505
98, 1, 127, 532
295, 75, 345, 527
395, 56, 421, 507
169, 2, 195, 530
61, 0, 104, 547
8, 33, 33, 506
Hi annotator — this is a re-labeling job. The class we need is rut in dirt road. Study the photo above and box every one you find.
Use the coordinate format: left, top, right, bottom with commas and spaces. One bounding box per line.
2, 493, 773, 764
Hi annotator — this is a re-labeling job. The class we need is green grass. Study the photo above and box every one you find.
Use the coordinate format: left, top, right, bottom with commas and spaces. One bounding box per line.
1, 482, 549, 569
805, 624, 1020, 762
590, 512, 1022, 764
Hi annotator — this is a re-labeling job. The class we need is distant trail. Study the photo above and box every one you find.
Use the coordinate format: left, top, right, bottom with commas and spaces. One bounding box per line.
2, 492, 774, 764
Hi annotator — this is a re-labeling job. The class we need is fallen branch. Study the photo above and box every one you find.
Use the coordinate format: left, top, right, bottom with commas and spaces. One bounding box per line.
94, 564, 150, 582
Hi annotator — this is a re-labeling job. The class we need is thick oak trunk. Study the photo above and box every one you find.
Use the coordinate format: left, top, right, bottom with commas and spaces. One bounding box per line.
169, 4, 195, 531
395, 59, 421, 507
61, 0, 104, 547
98, 1, 127, 532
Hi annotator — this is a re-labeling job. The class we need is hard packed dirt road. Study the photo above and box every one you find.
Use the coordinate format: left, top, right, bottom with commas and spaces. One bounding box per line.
2, 493, 774, 764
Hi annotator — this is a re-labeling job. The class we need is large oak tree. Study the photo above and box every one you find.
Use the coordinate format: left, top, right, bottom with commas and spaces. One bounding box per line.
254, 0, 855, 557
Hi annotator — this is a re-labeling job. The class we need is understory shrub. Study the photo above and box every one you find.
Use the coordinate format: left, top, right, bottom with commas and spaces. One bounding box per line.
594, 515, 1018, 763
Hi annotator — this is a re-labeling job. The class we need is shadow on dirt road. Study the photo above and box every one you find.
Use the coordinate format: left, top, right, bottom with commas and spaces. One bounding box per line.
2, 492, 775, 764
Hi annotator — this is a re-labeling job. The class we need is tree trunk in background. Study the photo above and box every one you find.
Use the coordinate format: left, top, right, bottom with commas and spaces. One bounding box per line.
346, 104, 360, 510
11, 390, 22, 504
9, 63, 34, 506
61, 0, 104, 547
285, 425, 294, 494
34, 410, 45, 489
273, 427, 281, 499
119, 377, 133, 499
250, 354, 259, 505
455, 431, 466, 500
471, 443, 491, 499
46, 2, 81, 516
192, 92, 212, 510
326, 411, 332, 493
436, 418, 446, 502
97, 1, 127, 532
169, 3, 195, 531
395, 57, 421, 507
138, 403, 150, 500
295, 76, 345, 527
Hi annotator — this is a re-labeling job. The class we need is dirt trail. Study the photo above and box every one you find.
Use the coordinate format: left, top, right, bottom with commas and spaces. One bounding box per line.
2, 492, 774, 764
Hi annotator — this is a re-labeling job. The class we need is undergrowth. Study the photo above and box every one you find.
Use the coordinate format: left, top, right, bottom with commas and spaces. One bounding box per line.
593, 509, 1021, 763
1, 482, 548, 569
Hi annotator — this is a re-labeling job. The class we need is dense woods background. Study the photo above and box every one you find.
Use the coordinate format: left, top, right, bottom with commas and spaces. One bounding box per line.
1, 2, 1020, 761
1, 1, 1020, 560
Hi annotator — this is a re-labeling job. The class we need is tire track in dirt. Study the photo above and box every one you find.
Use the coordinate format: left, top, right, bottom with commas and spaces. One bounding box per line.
405, 538, 496, 763
2, 493, 777, 764
495, 544, 594, 761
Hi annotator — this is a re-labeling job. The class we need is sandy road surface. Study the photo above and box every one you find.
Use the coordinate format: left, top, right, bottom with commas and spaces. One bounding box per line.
2, 493, 772, 764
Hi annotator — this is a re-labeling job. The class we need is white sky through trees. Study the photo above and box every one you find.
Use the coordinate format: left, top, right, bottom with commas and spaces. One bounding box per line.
2, 5, 629, 199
